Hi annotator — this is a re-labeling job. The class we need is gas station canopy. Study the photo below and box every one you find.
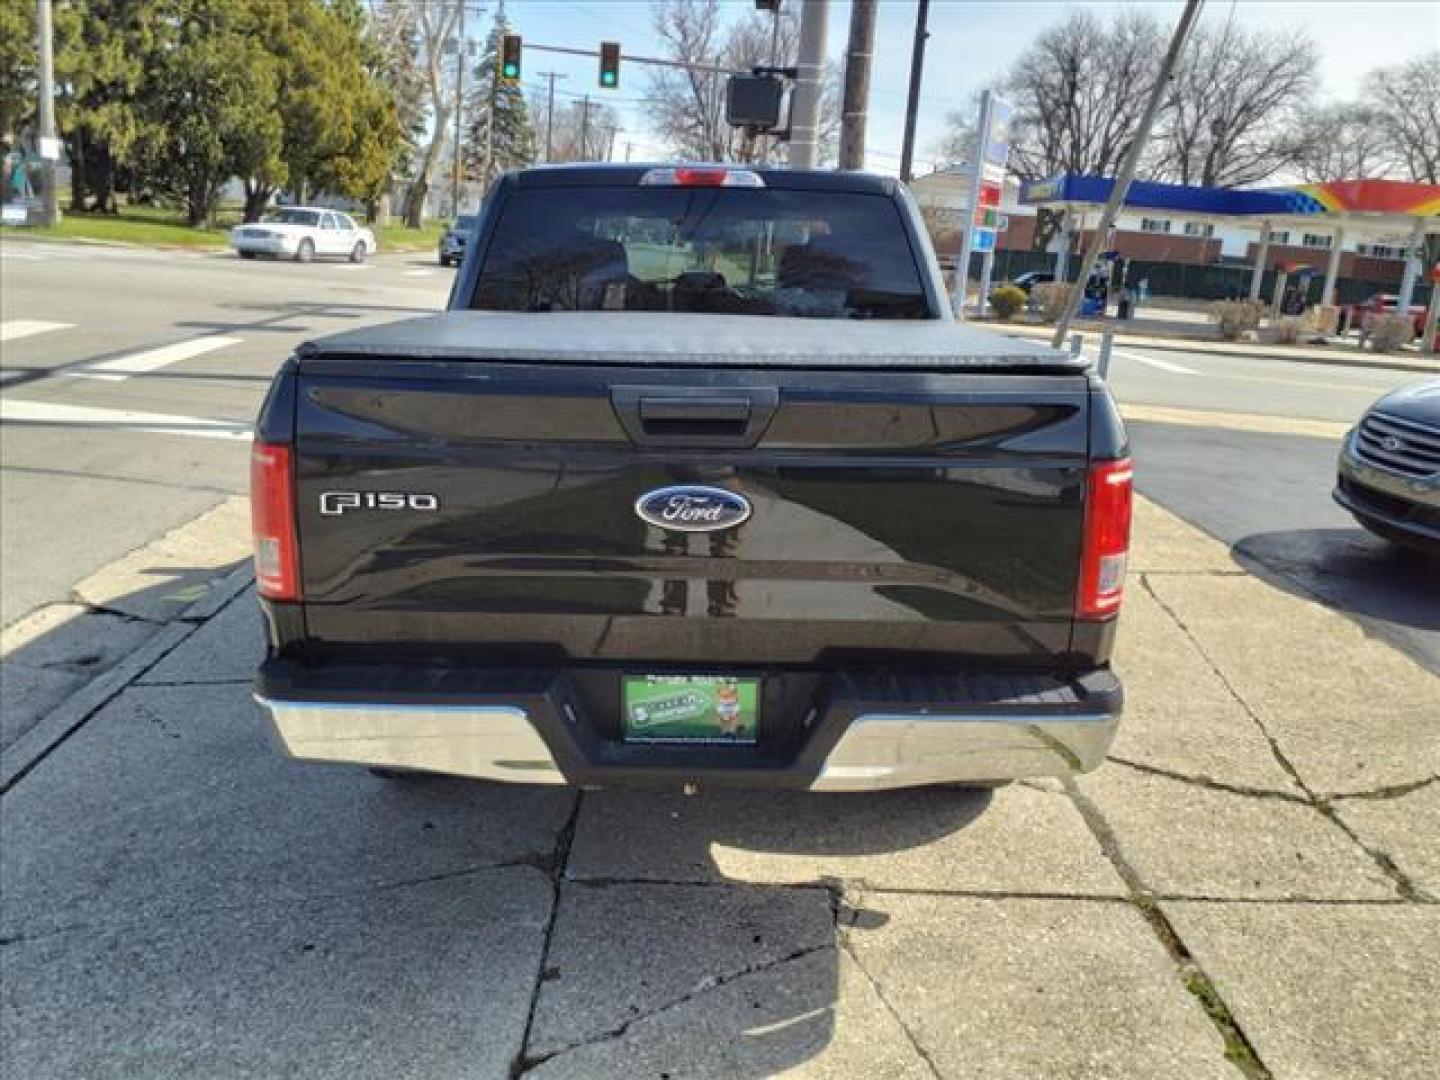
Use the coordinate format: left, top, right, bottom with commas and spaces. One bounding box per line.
1018, 175, 1440, 237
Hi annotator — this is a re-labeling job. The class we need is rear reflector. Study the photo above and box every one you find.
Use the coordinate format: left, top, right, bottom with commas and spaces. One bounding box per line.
251, 441, 300, 601
639, 167, 765, 188
1077, 458, 1132, 619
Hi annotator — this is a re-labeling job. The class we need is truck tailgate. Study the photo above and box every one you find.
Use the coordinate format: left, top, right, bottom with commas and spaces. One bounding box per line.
291, 354, 1094, 669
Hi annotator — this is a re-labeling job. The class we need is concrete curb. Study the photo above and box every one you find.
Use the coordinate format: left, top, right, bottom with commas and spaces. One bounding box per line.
1, 499, 255, 793
0, 621, 194, 791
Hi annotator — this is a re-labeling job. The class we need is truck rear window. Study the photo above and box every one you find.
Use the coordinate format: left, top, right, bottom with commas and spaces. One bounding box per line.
470, 188, 932, 319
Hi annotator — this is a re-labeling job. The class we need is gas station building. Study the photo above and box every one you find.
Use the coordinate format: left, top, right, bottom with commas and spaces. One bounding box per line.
1014, 175, 1440, 311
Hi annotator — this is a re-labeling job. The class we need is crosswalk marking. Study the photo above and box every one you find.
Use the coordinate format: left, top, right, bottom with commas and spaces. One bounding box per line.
72, 335, 242, 382
0, 399, 252, 441
0, 320, 74, 343
1113, 348, 1199, 376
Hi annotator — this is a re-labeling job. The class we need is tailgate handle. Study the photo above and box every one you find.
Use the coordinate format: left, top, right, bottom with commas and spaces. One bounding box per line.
613, 387, 778, 447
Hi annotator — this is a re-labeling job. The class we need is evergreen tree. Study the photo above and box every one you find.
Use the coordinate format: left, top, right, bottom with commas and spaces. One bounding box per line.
463, 4, 535, 190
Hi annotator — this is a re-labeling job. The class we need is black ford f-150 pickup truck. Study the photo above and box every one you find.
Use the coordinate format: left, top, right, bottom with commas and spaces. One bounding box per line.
250, 164, 1131, 791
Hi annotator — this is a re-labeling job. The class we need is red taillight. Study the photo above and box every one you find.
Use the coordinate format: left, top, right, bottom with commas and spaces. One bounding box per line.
251, 441, 300, 601
1077, 458, 1132, 619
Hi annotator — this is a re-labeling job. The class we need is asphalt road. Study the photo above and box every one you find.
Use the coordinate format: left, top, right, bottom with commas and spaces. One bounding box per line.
1, 241, 450, 624
1, 239, 1434, 672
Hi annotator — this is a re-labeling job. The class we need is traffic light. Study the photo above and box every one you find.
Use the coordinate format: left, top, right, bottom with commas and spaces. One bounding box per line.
500, 34, 521, 81
599, 41, 620, 89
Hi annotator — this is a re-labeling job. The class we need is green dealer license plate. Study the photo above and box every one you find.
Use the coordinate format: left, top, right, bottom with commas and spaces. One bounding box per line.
622, 675, 760, 744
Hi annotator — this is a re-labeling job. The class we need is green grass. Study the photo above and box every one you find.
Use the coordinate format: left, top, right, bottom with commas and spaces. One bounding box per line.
378, 220, 446, 253
1, 201, 448, 255
0, 204, 240, 248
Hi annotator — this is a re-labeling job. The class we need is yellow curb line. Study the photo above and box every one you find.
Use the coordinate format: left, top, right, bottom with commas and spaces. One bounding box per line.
1121, 404, 1349, 440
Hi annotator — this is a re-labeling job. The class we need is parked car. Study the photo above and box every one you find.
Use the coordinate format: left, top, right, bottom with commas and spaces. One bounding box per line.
439, 214, 477, 267
1334, 377, 1440, 556
1011, 270, 1056, 294
1342, 293, 1426, 337
230, 207, 374, 263
249, 163, 1130, 793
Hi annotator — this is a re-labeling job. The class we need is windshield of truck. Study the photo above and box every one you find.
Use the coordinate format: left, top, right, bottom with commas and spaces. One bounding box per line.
470, 187, 932, 319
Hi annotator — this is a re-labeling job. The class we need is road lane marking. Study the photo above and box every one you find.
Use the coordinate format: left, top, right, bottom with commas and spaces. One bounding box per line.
0, 399, 252, 441
71, 335, 242, 382
1112, 348, 1199, 375
1121, 403, 1348, 439
1, 320, 74, 343
403, 269, 435, 277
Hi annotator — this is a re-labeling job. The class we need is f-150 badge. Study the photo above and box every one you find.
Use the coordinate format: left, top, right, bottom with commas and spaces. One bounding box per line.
635, 485, 751, 532
319, 491, 440, 516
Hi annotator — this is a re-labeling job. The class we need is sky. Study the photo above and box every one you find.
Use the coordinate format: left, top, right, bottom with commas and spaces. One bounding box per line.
494, 0, 1440, 175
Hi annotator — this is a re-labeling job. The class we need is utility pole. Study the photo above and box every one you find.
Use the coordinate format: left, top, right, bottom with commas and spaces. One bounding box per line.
788, 0, 829, 169
538, 71, 567, 162
1051, 0, 1205, 348
35, 0, 59, 226
838, 0, 876, 170
579, 95, 591, 160
483, 41, 499, 189
898, 0, 930, 182
451, 0, 467, 217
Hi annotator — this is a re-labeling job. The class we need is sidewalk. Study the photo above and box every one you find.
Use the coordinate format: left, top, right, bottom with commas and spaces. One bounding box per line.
999, 319, 1438, 374
1, 497, 1436, 1078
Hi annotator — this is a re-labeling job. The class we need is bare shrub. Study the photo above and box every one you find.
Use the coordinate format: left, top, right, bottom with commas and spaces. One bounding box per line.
1209, 299, 1265, 340
1031, 281, 1070, 323
1368, 313, 1415, 353
1272, 317, 1305, 344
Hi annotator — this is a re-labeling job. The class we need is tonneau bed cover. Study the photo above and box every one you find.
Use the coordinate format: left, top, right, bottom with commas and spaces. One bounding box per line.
296, 311, 1086, 371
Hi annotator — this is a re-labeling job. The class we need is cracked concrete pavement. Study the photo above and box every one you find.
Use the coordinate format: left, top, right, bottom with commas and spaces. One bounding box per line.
1, 495, 1436, 1078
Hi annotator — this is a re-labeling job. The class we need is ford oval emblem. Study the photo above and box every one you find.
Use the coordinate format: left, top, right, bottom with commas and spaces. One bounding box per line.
635, 485, 751, 532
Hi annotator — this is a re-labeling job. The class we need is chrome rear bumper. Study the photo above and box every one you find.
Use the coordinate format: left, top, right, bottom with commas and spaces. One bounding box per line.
255, 695, 1118, 791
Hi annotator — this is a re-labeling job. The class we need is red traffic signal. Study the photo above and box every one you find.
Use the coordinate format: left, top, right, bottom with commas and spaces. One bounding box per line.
599, 41, 620, 88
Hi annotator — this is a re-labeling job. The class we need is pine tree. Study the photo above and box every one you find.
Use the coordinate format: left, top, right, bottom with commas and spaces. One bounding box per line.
463, 4, 536, 189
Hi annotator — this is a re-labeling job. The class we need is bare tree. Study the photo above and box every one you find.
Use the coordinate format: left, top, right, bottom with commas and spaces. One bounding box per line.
1365, 51, 1440, 184
1290, 103, 1397, 182
1157, 24, 1318, 187
644, 0, 836, 165
400, 0, 462, 228
983, 10, 1167, 249
530, 97, 620, 163
647, 0, 728, 161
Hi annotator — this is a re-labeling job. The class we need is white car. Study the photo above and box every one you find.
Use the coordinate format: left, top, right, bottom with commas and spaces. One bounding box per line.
230, 207, 375, 263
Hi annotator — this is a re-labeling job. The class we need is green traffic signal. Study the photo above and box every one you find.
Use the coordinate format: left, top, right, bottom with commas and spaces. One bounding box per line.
599, 41, 620, 89
500, 34, 522, 82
